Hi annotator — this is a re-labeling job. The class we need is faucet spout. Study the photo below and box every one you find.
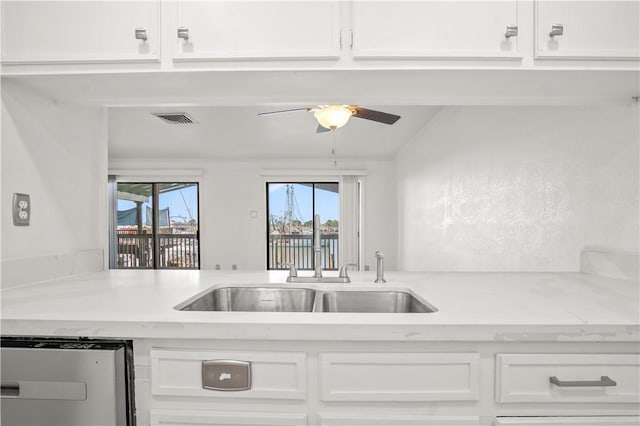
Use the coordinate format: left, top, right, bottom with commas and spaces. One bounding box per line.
286, 215, 349, 283
374, 251, 386, 283
313, 214, 322, 278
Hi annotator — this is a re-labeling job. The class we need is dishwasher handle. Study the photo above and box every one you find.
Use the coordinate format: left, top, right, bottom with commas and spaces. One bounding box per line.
1, 382, 20, 397
0, 381, 86, 400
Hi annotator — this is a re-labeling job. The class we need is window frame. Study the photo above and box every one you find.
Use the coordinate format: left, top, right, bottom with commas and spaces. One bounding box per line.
265, 181, 340, 271
110, 180, 201, 270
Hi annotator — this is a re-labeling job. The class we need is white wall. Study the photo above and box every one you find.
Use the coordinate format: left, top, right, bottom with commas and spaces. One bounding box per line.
109, 158, 397, 271
396, 105, 639, 272
1, 80, 106, 287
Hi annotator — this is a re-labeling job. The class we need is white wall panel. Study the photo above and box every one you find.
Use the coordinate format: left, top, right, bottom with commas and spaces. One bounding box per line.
395, 105, 639, 272
1, 80, 106, 286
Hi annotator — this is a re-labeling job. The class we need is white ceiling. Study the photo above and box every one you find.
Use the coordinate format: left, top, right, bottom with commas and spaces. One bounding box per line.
6, 69, 638, 160
108, 105, 441, 159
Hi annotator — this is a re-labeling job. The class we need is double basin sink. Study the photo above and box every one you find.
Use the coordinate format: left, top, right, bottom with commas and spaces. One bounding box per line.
175, 286, 437, 313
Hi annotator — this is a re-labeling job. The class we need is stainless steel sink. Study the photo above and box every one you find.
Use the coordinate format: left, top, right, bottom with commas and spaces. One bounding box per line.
175, 286, 437, 313
177, 286, 317, 312
320, 290, 435, 313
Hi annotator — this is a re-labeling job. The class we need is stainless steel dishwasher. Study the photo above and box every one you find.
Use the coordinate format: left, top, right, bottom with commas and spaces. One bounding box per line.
1, 337, 135, 426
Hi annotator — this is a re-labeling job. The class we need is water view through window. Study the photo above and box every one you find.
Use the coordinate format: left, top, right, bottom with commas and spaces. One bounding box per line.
116, 183, 199, 269
267, 182, 339, 270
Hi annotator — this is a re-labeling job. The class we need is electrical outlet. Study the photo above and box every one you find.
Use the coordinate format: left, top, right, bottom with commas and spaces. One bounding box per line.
215, 264, 221, 270
13, 193, 30, 226
232, 264, 237, 270
364, 265, 370, 271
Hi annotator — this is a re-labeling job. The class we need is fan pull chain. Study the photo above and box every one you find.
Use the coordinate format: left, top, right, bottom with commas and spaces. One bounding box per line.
331, 129, 338, 167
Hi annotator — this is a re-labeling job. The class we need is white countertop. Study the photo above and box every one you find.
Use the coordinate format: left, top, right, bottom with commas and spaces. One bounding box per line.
1, 270, 638, 341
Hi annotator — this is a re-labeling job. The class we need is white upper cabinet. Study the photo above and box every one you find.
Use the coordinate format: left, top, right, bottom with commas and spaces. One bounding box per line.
535, 0, 640, 60
173, 1, 340, 61
1, 1, 160, 64
351, 1, 520, 59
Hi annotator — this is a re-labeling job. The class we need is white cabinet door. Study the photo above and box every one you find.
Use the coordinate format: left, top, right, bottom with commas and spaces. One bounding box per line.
495, 417, 640, 425
174, 1, 340, 61
1, 1, 160, 64
535, 0, 640, 60
352, 1, 520, 59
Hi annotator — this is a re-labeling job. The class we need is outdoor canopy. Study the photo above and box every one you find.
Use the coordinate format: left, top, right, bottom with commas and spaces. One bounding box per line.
117, 206, 170, 227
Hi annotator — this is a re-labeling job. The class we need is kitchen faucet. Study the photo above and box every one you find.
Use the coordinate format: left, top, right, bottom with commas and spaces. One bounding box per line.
286, 215, 353, 283
313, 214, 322, 279
374, 251, 386, 283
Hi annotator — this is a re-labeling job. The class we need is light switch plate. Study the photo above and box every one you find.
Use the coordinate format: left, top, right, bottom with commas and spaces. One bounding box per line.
12, 193, 30, 226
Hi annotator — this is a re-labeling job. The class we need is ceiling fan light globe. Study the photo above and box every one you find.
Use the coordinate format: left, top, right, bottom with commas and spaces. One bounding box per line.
314, 106, 353, 130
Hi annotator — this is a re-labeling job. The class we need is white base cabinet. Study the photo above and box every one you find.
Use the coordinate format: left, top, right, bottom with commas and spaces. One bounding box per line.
136, 340, 640, 426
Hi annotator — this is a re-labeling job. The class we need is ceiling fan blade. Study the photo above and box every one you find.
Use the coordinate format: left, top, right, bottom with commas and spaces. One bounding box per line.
316, 124, 331, 134
351, 107, 401, 125
258, 107, 310, 116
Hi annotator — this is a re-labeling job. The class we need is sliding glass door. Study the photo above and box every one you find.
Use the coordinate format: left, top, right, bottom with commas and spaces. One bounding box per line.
266, 182, 339, 270
112, 182, 199, 269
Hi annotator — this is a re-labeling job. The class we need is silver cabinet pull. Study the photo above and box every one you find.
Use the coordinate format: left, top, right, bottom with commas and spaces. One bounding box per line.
549, 23, 564, 37
202, 360, 251, 391
505, 25, 518, 38
135, 28, 148, 42
1, 383, 19, 397
549, 376, 617, 387
178, 27, 189, 41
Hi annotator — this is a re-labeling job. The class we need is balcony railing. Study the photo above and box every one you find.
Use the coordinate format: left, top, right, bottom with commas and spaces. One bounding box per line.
268, 234, 339, 270
117, 233, 199, 269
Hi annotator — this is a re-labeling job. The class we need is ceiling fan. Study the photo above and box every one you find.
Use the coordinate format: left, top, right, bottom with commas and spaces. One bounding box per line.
258, 105, 401, 133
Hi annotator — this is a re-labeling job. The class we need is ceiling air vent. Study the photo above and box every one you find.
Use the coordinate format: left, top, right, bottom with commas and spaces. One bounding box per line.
152, 112, 197, 124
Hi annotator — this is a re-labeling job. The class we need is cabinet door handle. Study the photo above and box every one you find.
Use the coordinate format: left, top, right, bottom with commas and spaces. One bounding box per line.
505, 25, 518, 38
549, 375, 617, 387
135, 28, 148, 42
549, 23, 564, 37
178, 27, 189, 41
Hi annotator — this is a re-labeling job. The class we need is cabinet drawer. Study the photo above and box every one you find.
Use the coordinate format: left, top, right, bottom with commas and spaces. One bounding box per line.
495, 417, 640, 425
496, 354, 640, 403
320, 352, 479, 402
150, 349, 306, 400
150, 409, 307, 426
320, 413, 479, 425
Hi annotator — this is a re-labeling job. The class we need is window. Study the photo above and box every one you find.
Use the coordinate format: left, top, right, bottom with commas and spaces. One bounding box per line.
112, 182, 200, 269
266, 182, 339, 270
